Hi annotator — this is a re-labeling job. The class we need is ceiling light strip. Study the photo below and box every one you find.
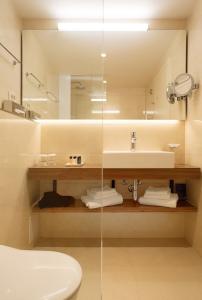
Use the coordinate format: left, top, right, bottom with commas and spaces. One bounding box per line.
58, 22, 149, 32
36, 120, 181, 125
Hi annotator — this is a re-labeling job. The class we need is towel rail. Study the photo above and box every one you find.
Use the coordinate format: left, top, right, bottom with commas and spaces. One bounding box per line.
25, 72, 58, 102
0, 42, 21, 65
46, 91, 58, 102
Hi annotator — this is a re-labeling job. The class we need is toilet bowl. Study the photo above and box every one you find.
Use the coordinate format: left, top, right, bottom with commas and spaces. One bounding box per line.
0, 245, 82, 300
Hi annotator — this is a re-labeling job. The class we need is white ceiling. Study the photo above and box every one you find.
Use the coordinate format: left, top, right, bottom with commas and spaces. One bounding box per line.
12, 0, 196, 19
23, 30, 186, 87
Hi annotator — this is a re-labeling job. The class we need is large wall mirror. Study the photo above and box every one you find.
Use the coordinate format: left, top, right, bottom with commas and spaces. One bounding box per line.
22, 29, 186, 120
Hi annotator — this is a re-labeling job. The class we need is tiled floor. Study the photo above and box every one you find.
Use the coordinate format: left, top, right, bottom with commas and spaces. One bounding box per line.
35, 246, 202, 300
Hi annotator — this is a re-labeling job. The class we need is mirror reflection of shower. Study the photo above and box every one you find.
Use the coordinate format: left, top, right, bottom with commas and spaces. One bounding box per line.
71, 75, 105, 119
22, 29, 187, 120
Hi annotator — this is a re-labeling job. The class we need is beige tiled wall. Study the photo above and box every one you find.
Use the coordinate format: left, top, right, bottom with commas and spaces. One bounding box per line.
0, 111, 41, 248
185, 0, 202, 255
39, 212, 185, 239
41, 121, 103, 164
41, 120, 185, 165
0, 0, 41, 249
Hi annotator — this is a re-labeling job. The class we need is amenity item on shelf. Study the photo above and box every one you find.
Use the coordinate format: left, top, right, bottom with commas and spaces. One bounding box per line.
65, 154, 85, 167
47, 153, 56, 166
65, 162, 85, 167
2, 100, 26, 118
81, 186, 123, 209
39, 153, 56, 166
139, 186, 179, 208
175, 183, 187, 200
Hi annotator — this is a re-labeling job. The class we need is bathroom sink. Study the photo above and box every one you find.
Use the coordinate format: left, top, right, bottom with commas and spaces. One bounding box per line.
103, 150, 175, 168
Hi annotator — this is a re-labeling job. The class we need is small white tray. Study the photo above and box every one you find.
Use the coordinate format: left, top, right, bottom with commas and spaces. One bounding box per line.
65, 162, 85, 167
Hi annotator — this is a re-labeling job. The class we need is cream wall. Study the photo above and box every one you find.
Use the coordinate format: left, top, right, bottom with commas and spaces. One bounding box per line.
41, 121, 103, 164
185, 0, 202, 255
39, 212, 185, 239
0, 111, 41, 248
104, 88, 146, 119
0, 0, 41, 248
41, 121, 185, 165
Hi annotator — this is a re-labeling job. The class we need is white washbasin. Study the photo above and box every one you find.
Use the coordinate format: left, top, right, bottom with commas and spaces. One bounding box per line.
103, 150, 175, 168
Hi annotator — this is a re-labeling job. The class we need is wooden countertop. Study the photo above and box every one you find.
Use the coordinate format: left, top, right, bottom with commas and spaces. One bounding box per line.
28, 164, 201, 180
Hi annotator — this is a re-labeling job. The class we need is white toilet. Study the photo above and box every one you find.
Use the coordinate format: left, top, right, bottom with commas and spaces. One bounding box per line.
0, 245, 82, 300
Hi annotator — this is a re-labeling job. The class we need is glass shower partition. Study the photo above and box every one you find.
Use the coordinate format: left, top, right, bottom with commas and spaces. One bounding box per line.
22, 3, 105, 298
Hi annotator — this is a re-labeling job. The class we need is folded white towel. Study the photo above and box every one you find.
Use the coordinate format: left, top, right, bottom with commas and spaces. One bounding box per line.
145, 186, 170, 195
101, 194, 123, 206
86, 199, 123, 209
139, 193, 179, 208
81, 194, 123, 209
144, 193, 171, 200
82, 185, 123, 209
86, 202, 102, 209
87, 186, 117, 200
81, 194, 123, 204
147, 186, 170, 192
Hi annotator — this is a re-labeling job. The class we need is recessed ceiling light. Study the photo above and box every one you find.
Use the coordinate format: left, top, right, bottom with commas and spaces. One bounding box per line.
58, 22, 149, 32
103, 80, 107, 84
100, 53, 107, 58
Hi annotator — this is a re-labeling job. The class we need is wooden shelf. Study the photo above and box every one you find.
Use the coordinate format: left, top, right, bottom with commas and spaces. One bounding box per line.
32, 199, 197, 213
28, 165, 201, 180
29, 165, 199, 214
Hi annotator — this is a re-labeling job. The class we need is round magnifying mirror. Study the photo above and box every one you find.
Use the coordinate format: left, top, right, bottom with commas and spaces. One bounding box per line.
166, 83, 176, 104
174, 73, 194, 97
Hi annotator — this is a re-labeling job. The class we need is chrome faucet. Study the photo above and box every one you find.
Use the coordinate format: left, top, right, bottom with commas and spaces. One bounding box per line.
131, 131, 136, 151
128, 179, 142, 201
